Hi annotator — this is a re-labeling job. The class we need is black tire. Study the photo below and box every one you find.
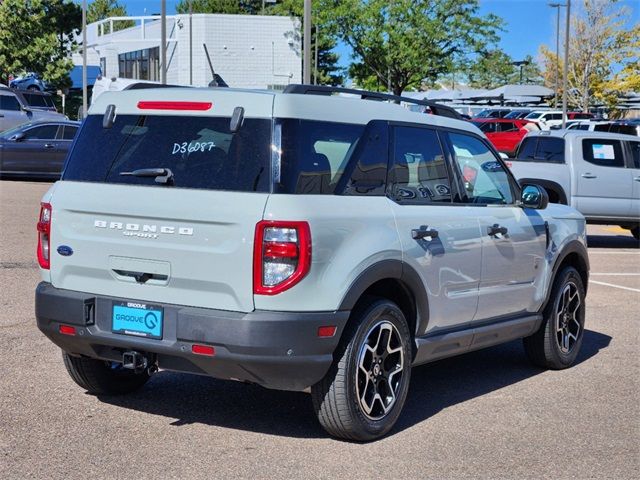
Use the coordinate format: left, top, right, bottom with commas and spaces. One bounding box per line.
311, 298, 412, 441
62, 351, 150, 395
631, 226, 639, 241
523, 266, 586, 369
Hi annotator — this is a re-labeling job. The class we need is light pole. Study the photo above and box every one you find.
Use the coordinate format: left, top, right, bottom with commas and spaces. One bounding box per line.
562, 0, 571, 128
303, 0, 312, 84
549, 3, 566, 108
161, 0, 166, 84
82, 0, 87, 117
512, 60, 531, 84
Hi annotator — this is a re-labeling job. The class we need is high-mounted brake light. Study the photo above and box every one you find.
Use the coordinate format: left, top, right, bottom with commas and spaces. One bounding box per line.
136, 101, 212, 111
253, 221, 311, 295
37, 202, 52, 269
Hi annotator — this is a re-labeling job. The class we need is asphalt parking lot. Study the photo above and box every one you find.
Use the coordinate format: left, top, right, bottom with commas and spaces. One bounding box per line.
1, 180, 638, 479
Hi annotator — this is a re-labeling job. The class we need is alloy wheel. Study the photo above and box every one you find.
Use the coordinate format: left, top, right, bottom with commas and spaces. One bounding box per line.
555, 281, 582, 354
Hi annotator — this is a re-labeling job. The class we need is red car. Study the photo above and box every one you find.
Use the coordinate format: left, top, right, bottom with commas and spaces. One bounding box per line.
471, 118, 539, 156
567, 112, 594, 120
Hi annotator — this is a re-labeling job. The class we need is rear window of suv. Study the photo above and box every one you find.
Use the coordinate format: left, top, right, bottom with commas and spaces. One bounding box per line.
63, 115, 272, 192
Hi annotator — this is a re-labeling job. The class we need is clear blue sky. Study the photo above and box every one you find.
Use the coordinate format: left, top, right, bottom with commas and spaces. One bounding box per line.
111, 0, 638, 67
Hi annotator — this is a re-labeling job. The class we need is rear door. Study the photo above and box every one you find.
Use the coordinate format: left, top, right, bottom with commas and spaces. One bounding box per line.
386, 125, 482, 334
574, 137, 632, 219
445, 131, 547, 320
50, 105, 274, 313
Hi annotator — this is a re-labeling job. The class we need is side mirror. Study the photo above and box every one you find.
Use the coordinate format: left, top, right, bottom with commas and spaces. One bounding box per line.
499, 152, 509, 160
521, 184, 549, 210
11, 132, 26, 142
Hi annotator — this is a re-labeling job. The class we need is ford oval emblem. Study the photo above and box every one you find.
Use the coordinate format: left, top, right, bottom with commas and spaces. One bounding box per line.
57, 245, 73, 256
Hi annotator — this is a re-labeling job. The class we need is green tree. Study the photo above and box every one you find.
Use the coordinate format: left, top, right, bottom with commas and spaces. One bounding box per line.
0, 0, 81, 89
268, 0, 344, 85
87, 0, 134, 33
322, 0, 502, 95
467, 50, 516, 89
539, 0, 639, 112
175, 0, 263, 15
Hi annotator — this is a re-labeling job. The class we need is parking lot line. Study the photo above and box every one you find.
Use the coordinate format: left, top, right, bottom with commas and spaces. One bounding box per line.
591, 273, 640, 276
588, 251, 640, 255
589, 280, 640, 293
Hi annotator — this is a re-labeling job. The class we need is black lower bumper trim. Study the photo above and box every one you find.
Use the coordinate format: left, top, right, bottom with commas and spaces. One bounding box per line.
35, 282, 349, 391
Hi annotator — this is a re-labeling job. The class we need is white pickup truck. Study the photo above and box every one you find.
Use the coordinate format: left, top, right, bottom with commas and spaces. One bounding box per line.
509, 130, 640, 239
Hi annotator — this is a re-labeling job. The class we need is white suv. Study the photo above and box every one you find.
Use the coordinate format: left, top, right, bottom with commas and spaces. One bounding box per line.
35, 85, 590, 441
525, 110, 565, 130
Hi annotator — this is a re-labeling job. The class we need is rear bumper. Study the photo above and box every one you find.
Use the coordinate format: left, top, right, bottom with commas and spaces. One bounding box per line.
35, 282, 349, 391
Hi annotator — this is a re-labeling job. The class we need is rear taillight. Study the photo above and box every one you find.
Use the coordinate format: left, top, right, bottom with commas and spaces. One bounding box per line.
37, 202, 52, 270
253, 221, 311, 295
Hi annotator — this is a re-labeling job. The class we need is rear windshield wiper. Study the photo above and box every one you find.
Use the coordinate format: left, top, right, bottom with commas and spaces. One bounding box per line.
120, 168, 174, 185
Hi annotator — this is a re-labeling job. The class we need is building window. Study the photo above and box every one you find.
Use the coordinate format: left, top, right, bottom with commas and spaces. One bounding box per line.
100, 57, 106, 76
118, 47, 159, 80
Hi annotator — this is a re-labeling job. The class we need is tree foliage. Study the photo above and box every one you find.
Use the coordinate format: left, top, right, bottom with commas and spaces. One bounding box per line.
175, 0, 264, 15
87, 0, 135, 33
0, 0, 81, 89
539, 0, 639, 112
321, 0, 502, 95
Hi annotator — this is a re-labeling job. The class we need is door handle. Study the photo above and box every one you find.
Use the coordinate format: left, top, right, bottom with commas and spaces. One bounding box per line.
581, 173, 597, 179
634, 177, 640, 182
43, 143, 55, 149
411, 226, 439, 240
487, 224, 508, 237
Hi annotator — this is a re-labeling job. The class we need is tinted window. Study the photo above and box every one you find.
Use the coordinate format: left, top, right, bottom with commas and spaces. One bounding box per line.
499, 122, 518, 132
64, 115, 271, 192
448, 132, 513, 204
0, 95, 21, 111
629, 141, 640, 168
516, 138, 537, 159
582, 139, 624, 168
338, 120, 388, 196
473, 121, 497, 133
551, 113, 563, 120
61, 125, 78, 140
277, 119, 364, 194
525, 112, 542, 119
24, 125, 59, 140
514, 137, 564, 163
388, 127, 451, 204
22, 93, 48, 108
608, 124, 637, 136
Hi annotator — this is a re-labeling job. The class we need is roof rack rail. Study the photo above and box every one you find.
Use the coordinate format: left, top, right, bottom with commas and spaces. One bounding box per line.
282, 84, 463, 120
123, 83, 187, 91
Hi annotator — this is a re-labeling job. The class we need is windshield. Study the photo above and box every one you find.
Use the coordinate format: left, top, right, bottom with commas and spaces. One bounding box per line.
505, 111, 525, 119
525, 112, 543, 119
474, 110, 493, 118
63, 115, 272, 192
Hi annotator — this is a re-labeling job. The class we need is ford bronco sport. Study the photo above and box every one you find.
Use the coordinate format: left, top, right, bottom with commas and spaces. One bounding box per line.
35, 85, 589, 441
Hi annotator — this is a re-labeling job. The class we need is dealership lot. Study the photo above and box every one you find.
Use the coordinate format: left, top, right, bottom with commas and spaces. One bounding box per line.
0, 180, 638, 479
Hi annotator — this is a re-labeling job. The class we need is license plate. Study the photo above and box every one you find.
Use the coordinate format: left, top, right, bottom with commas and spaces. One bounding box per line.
112, 302, 163, 339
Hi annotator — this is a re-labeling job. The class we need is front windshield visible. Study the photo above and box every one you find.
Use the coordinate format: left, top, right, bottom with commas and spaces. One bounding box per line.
525, 112, 542, 119
505, 111, 524, 119
475, 110, 492, 118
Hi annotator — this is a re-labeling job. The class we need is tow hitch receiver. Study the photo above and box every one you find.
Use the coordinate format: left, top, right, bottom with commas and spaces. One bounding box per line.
122, 351, 149, 374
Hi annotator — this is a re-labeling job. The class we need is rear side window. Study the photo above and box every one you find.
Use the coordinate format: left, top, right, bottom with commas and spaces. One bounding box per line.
0, 95, 21, 111
63, 115, 271, 192
629, 141, 640, 168
582, 139, 624, 168
276, 119, 365, 194
499, 122, 517, 132
473, 122, 496, 133
24, 124, 59, 140
515, 137, 564, 163
388, 126, 451, 204
61, 125, 78, 140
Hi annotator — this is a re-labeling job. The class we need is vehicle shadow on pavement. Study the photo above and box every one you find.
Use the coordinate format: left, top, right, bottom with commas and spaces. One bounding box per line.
96, 329, 611, 440
394, 328, 611, 435
587, 234, 639, 249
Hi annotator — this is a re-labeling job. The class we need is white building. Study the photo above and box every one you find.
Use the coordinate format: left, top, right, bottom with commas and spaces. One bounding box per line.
77, 14, 301, 90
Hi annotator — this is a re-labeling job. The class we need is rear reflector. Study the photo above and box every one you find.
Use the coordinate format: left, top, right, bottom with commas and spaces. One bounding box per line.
59, 324, 76, 336
318, 326, 337, 338
137, 101, 212, 111
192, 344, 215, 356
